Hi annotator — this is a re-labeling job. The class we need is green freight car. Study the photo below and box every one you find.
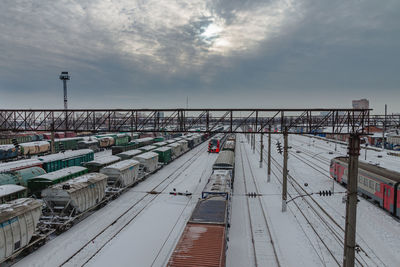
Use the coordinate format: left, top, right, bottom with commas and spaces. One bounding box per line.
50, 137, 82, 152
153, 147, 172, 164
38, 149, 94, 172
0, 167, 46, 186
111, 142, 138, 155
153, 137, 165, 142
27, 166, 88, 195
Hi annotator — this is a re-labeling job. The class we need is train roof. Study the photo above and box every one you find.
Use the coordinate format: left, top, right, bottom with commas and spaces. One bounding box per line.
213, 151, 235, 169
85, 156, 120, 166
118, 149, 143, 157
334, 157, 400, 183
0, 159, 42, 173
33, 166, 87, 181
38, 149, 93, 163
153, 147, 171, 152
0, 184, 26, 198
19, 141, 49, 147
103, 159, 139, 171
0, 198, 41, 223
47, 173, 108, 193
134, 152, 158, 160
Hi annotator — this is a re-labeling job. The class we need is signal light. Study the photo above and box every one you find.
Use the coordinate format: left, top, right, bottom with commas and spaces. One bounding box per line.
318, 190, 332, 196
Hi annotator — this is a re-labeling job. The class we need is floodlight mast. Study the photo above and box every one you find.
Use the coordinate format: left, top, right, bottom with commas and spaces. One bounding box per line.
59, 71, 70, 110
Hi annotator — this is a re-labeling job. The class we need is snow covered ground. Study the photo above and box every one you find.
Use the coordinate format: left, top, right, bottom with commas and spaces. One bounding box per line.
226, 133, 400, 267
14, 141, 217, 267
12, 133, 400, 267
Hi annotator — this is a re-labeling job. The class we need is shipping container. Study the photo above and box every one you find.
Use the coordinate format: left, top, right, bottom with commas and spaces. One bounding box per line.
167, 223, 226, 267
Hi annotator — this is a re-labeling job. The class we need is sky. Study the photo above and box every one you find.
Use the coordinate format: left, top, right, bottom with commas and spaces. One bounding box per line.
0, 0, 399, 114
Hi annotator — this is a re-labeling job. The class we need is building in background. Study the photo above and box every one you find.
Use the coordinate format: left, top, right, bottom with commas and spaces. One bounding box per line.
352, 99, 369, 109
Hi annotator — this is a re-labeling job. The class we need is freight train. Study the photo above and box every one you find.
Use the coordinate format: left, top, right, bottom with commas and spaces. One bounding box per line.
0, 133, 205, 264
330, 156, 400, 217
168, 135, 235, 267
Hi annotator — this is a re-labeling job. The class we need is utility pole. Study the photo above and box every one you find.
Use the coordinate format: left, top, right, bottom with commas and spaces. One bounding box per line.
260, 132, 264, 168
282, 128, 288, 212
268, 125, 271, 182
382, 104, 387, 149
343, 134, 360, 267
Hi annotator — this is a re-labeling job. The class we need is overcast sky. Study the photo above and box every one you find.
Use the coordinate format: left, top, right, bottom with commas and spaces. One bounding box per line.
0, 0, 399, 113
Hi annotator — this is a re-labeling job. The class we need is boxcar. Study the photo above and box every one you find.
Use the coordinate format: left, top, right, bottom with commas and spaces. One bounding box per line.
133, 152, 159, 173
153, 136, 165, 142
42, 173, 108, 215
153, 147, 172, 164
28, 166, 88, 196
167, 223, 226, 267
0, 198, 42, 262
19, 141, 50, 156
38, 149, 94, 172
0, 159, 43, 173
0, 185, 27, 204
84, 156, 121, 172
152, 141, 167, 147
77, 139, 99, 151
213, 151, 235, 172
116, 149, 143, 160
190, 196, 228, 225
100, 160, 140, 187
222, 140, 235, 152
135, 137, 154, 148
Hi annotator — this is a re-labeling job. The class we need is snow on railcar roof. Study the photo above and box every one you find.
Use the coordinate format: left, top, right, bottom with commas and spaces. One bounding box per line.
153, 147, 171, 152
85, 156, 120, 165
103, 159, 139, 171
118, 149, 143, 156
134, 152, 158, 160
0, 159, 42, 173
38, 149, 93, 162
0, 144, 16, 150
49, 173, 107, 193
33, 166, 87, 181
0, 184, 26, 197
0, 198, 41, 222
19, 141, 49, 147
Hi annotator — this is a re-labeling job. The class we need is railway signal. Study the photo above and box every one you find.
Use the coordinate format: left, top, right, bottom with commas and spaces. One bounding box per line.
276, 141, 283, 154
318, 190, 332, 196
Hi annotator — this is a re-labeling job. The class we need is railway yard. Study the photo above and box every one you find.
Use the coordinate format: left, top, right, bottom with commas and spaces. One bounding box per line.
1, 131, 400, 266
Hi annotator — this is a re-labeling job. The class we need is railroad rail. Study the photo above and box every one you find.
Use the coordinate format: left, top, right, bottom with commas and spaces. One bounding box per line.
0, 108, 372, 134
59, 140, 209, 266
239, 137, 281, 267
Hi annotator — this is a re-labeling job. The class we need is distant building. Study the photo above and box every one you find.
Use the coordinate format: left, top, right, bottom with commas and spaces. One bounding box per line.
352, 99, 369, 109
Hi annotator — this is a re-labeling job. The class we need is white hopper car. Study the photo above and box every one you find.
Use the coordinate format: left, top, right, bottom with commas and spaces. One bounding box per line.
42, 173, 108, 215
133, 152, 159, 173
0, 198, 42, 262
167, 143, 182, 158
202, 170, 232, 199
100, 160, 140, 187
177, 140, 189, 153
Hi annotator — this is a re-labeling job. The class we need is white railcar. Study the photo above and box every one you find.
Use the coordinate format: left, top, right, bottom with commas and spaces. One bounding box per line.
133, 152, 159, 173
167, 143, 182, 158
100, 160, 140, 187
19, 141, 50, 155
42, 173, 107, 215
177, 140, 189, 153
0, 198, 41, 262
202, 170, 232, 199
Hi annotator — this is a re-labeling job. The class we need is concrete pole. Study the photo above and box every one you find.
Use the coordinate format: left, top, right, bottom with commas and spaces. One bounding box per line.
282, 128, 288, 212
253, 131, 255, 153
268, 125, 271, 182
260, 132, 264, 168
343, 134, 360, 267
382, 104, 387, 149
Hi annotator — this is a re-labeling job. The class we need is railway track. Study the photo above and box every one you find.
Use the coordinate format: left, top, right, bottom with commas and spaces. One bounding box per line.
57, 141, 210, 266
254, 135, 386, 266
238, 136, 281, 267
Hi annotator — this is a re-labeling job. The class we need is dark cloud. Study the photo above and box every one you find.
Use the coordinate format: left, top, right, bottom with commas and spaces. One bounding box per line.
0, 0, 399, 113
